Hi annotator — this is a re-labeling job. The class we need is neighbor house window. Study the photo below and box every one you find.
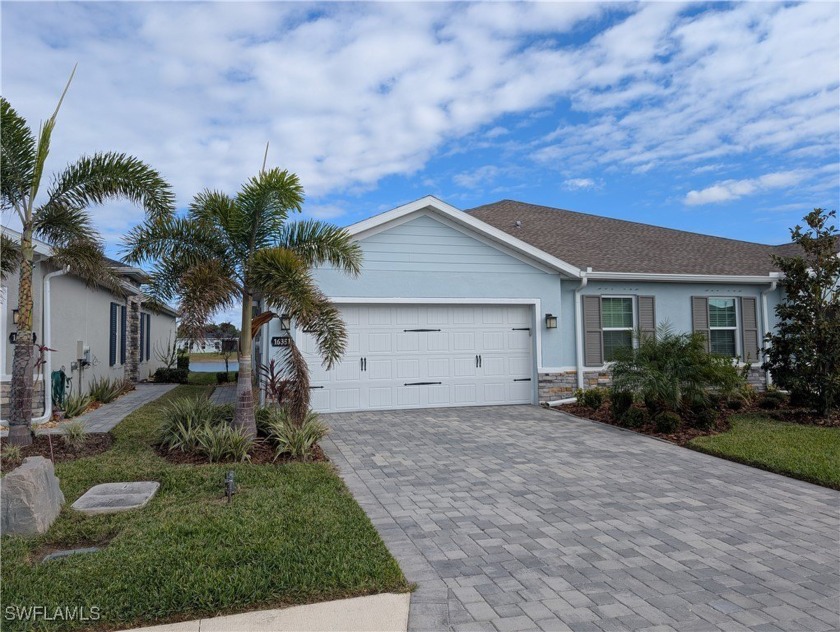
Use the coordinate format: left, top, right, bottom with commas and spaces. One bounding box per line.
602, 297, 634, 361
709, 298, 737, 357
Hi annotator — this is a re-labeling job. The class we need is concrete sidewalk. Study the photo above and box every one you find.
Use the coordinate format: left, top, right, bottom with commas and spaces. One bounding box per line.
126, 593, 410, 632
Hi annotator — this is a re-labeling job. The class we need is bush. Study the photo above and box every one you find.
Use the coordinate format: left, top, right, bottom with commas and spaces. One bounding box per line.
654, 411, 682, 434
575, 387, 606, 410
158, 397, 230, 452
2, 444, 22, 462
265, 407, 329, 460
763, 390, 788, 404
154, 368, 189, 384
89, 376, 121, 404
611, 324, 745, 414
758, 396, 781, 410
176, 354, 190, 371
726, 398, 745, 410
63, 393, 92, 418
621, 407, 648, 429
692, 408, 718, 431
62, 420, 87, 449
114, 378, 135, 396
196, 424, 253, 463
216, 371, 230, 384
255, 406, 274, 437
610, 390, 634, 417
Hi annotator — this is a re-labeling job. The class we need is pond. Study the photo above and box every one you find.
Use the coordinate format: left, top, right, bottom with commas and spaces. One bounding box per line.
190, 361, 240, 373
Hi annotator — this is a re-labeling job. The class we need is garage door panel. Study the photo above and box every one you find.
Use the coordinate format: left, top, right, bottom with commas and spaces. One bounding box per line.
397, 387, 420, 407
367, 332, 391, 353
454, 384, 477, 404
397, 359, 420, 379
453, 357, 477, 377
367, 359, 392, 380
453, 332, 475, 350
482, 331, 505, 351
334, 388, 361, 410
427, 385, 450, 405
482, 356, 506, 376
335, 361, 362, 381
511, 381, 533, 400
426, 332, 447, 352
427, 358, 449, 378
396, 307, 420, 325
310, 388, 330, 410
507, 331, 531, 351
368, 387, 392, 408
396, 332, 419, 352
481, 307, 504, 324
509, 356, 532, 376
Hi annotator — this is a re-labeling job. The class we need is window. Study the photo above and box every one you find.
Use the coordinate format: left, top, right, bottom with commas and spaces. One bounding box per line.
109, 303, 119, 366
602, 297, 634, 361
709, 298, 737, 357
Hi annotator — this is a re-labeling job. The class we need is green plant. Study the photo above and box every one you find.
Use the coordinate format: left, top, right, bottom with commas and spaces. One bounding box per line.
266, 407, 329, 461
195, 424, 253, 462
114, 378, 135, 397
153, 368, 189, 384
88, 376, 121, 404
158, 397, 229, 452
575, 387, 606, 410
654, 411, 682, 434
763, 208, 839, 417
758, 396, 781, 410
2, 444, 22, 462
692, 408, 718, 431
726, 398, 745, 411
611, 323, 745, 415
621, 407, 648, 429
763, 390, 788, 404
63, 393, 92, 419
255, 406, 274, 437
610, 390, 634, 417
61, 420, 87, 449
216, 371, 230, 384
176, 352, 190, 371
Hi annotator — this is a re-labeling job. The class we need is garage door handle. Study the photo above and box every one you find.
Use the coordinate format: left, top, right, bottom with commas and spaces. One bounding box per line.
404, 382, 442, 386
513, 378, 531, 382
403, 328, 441, 332
359, 357, 367, 371
310, 386, 324, 389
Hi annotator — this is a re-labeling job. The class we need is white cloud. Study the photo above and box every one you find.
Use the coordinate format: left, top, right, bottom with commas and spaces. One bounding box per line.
562, 178, 598, 191
453, 166, 502, 189
684, 170, 807, 206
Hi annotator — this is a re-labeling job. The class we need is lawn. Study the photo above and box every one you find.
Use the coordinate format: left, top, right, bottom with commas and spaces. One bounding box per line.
187, 371, 220, 385
689, 414, 840, 489
1, 385, 408, 631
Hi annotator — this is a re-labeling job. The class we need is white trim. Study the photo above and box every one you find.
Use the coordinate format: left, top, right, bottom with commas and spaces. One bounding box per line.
760, 280, 777, 387
585, 271, 782, 284
345, 196, 582, 277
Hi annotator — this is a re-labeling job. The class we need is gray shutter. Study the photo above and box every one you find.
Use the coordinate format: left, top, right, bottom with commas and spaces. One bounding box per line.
638, 296, 656, 339
120, 305, 127, 365
139, 314, 145, 363
583, 295, 603, 366
145, 314, 151, 361
691, 297, 710, 351
109, 303, 118, 366
740, 297, 759, 362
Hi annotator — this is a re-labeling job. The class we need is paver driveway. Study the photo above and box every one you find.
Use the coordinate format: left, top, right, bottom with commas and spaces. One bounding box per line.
322, 406, 839, 632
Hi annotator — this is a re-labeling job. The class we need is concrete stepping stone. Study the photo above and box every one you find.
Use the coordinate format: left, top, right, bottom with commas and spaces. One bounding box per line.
71, 482, 160, 515
42, 547, 101, 562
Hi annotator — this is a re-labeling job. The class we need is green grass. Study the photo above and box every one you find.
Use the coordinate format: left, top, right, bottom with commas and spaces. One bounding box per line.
1, 385, 408, 631
189, 353, 233, 362
689, 414, 840, 489
187, 371, 219, 385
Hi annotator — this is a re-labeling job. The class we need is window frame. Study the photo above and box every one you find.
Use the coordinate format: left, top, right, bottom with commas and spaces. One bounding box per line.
707, 297, 740, 358
601, 295, 637, 362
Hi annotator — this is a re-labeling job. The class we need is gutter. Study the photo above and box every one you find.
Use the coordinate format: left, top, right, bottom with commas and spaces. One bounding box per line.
31, 266, 70, 424
573, 273, 588, 390
584, 271, 782, 284
760, 279, 778, 387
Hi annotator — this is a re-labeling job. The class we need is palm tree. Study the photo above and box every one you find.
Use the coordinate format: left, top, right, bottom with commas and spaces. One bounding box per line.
123, 166, 362, 437
1, 69, 174, 446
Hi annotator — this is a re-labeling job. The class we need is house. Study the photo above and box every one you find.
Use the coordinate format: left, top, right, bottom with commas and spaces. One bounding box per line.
1, 228, 178, 421
262, 196, 797, 413
176, 338, 235, 354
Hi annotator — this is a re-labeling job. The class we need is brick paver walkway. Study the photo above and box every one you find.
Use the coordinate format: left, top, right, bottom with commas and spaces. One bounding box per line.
209, 385, 236, 405
322, 406, 840, 632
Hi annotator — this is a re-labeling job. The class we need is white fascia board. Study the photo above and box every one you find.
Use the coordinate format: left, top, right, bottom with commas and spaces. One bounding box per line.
584, 271, 782, 284
346, 195, 582, 278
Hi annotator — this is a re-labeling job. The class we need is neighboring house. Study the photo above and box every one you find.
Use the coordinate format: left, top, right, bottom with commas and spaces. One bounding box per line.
177, 338, 225, 354
262, 196, 809, 414
1, 228, 177, 420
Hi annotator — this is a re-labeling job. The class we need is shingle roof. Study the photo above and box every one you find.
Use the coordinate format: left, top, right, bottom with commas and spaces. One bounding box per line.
466, 200, 811, 276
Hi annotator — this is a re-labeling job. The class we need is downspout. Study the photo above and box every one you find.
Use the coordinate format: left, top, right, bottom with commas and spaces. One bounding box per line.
31, 266, 70, 424
574, 273, 588, 390
760, 279, 778, 388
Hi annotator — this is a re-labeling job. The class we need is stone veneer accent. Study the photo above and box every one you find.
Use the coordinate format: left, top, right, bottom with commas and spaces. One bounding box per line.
125, 296, 141, 383
0, 380, 45, 418
539, 366, 768, 401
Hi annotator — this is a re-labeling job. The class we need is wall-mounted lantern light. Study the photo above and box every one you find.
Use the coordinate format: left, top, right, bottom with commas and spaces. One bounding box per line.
545, 313, 558, 329
279, 314, 292, 331
12, 308, 20, 325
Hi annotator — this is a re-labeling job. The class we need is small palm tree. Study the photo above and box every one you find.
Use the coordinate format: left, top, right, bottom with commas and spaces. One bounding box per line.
1, 69, 174, 446
123, 164, 362, 437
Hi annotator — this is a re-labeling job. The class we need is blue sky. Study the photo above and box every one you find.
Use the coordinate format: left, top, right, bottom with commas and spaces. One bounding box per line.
2, 2, 839, 285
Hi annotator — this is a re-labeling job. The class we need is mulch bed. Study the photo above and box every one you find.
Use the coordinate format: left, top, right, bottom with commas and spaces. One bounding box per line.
1, 433, 114, 473
156, 440, 327, 466
552, 400, 838, 445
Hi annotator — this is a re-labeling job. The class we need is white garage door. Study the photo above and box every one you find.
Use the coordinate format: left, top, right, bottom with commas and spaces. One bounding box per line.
298, 304, 534, 412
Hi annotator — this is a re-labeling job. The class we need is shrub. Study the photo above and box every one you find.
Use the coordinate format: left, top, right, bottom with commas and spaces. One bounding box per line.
114, 378, 135, 396
216, 371, 230, 384
154, 368, 189, 384
758, 396, 781, 410
62, 420, 87, 449
255, 406, 274, 437
726, 398, 745, 410
621, 407, 648, 429
159, 397, 229, 452
176, 354, 190, 371
196, 424, 253, 463
611, 324, 745, 414
63, 393, 92, 418
654, 411, 682, 434
763, 390, 788, 404
575, 388, 606, 410
2, 444, 22, 462
266, 408, 329, 461
89, 376, 121, 404
692, 408, 718, 431
610, 390, 634, 418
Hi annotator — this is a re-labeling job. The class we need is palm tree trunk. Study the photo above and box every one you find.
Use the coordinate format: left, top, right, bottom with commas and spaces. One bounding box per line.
233, 290, 257, 438
8, 228, 36, 446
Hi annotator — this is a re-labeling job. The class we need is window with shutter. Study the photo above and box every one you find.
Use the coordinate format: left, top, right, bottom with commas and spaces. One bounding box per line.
691, 297, 710, 351
601, 297, 634, 361
740, 297, 759, 362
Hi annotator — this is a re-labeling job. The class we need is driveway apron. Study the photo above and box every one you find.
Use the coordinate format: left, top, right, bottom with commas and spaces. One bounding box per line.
322, 406, 839, 632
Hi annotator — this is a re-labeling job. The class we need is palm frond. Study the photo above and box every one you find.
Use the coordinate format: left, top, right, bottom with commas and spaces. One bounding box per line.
188, 189, 243, 259
251, 246, 347, 368
0, 98, 36, 216
33, 201, 99, 247
251, 310, 277, 338
278, 219, 362, 275
42, 152, 174, 225
48, 238, 124, 295
236, 168, 304, 251
177, 260, 238, 340
272, 336, 310, 424
0, 233, 22, 280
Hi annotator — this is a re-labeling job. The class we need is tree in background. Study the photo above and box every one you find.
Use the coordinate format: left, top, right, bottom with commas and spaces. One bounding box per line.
0, 70, 173, 446
763, 208, 839, 416
124, 165, 361, 437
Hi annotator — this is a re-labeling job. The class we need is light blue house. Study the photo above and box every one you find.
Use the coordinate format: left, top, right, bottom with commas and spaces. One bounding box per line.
264, 196, 785, 413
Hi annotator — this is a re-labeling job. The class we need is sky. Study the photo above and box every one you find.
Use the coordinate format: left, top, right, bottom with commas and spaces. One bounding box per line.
2, 1, 839, 322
